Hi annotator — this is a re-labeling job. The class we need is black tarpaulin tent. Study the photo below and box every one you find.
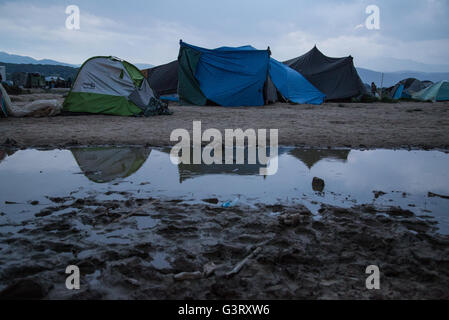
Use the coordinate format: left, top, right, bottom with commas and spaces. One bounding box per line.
284, 46, 366, 100
144, 60, 179, 98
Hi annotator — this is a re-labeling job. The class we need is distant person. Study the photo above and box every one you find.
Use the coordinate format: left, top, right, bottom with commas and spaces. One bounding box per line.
371, 82, 377, 96
0, 73, 3, 83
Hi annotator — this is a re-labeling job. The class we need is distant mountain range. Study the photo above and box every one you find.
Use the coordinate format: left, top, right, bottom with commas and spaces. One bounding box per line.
1, 51, 447, 88
355, 57, 449, 74
0, 51, 78, 68
0, 51, 153, 70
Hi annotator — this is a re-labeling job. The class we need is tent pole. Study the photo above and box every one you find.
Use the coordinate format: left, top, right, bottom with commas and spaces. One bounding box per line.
380, 73, 384, 97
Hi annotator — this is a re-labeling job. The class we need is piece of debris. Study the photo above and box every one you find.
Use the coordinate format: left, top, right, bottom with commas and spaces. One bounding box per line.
222, 197, 239, 208
226, 247, 262, 277
173, 271, 203, 281
312, 177, 325, 192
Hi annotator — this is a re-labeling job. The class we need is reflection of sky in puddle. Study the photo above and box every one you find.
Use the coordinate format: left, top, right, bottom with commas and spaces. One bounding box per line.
0, 147, 449, 233
150, 251, 171, 270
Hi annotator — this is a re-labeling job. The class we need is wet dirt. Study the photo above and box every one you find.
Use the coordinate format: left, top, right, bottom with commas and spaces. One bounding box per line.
0, 194, 448, 299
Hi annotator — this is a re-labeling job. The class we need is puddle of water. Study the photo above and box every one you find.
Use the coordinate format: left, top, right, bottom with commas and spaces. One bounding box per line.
150, 251, 171, 270
0, 146, 449, 233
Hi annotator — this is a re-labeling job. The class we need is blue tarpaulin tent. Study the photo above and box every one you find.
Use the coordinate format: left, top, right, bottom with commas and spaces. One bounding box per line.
269, 58, 325, 105
178, 41, 324, 106
179, 42, 269, 106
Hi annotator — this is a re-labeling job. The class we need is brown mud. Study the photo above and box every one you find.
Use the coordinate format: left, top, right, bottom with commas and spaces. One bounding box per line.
0, 194, 448, 299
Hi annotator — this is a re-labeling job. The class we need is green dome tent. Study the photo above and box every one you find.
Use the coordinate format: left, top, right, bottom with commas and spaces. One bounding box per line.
412, 80, 449, 102
63, 56, 156, 116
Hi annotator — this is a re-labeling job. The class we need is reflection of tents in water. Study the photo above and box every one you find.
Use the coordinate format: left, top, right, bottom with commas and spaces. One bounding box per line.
166, 147, 288, 183
71, 147, 151, 183
178, 162, 264, 182
289, 149, 350, 169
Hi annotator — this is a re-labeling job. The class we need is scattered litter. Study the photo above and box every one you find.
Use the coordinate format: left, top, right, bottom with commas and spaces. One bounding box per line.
8, 99, 62, 117
226, 247, 261, 277
222, 197, 239, 208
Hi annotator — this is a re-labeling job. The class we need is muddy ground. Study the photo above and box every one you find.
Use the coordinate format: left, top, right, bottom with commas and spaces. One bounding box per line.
0, 193, 448, 299
1, 93, 449, 149
1, 93, 449, 300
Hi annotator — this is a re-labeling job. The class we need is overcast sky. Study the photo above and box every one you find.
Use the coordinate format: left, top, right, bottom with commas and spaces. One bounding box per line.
0, 0, 448, 71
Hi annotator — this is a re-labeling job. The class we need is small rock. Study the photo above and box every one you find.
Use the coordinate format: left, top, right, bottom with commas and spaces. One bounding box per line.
312, 177, 325, 192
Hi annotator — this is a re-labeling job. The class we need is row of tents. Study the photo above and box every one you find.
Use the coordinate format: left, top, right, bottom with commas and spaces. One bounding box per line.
387, 78, 449, 102
61, 41, 448, 116
142, 41, 367, 106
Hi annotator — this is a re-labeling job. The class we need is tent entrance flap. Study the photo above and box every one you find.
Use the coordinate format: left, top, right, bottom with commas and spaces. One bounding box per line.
269, 58, 325, 105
